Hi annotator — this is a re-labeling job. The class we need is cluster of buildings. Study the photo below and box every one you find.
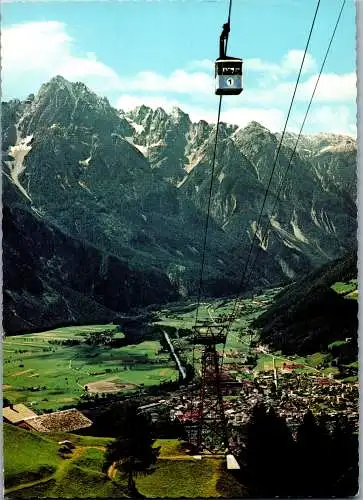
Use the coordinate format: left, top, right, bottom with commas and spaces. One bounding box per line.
263, 372, 359, 429
164, 367, 359, 439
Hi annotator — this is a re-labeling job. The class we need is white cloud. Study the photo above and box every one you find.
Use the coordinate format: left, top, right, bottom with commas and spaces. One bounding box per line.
186, 59, 214, 71
57, 56, 122, 92
184, 105, 285, 133
2, 23, 214, 98
293, 105, 357, 137
246, 58, 281, 74
281, 50, 316, 74
117, 97, 288, 133
183, 103, 356, 137
115, 97, 286, 134
296, 72, 357, 102
1, 21, 122, 99
115, 70, 214, 95
2, 21, 356, 136
115, 66, 356, 107
223, 107, 286, 132
187, 50, 316, 80
2, 21, 72, 73
246, 49, 316, 80
239, 71, 357, 106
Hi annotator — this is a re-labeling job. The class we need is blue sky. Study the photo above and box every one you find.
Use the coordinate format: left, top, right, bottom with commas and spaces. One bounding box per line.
2, 0, 357, 135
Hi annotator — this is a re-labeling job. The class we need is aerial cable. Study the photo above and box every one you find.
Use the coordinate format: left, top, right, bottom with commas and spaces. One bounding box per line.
226, 0, 322, 322
190, 0, 234, 431
217, 0, 322, 373
227, 0, 232, 24
194, 0, 233, 327
243, 0, 347, 292
194, 97, 224, 326
221, 0, 345, 372
191, 97, 223, 414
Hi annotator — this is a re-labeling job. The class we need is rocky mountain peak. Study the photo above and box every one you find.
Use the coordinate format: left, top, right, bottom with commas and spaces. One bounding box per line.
18, 76, 133, 137
154, 107, 168, 119
40, 74, 69, 90
244, 120, 269, 131
129, 104, 152, 122
276, 131, 357, 158
170, 106, 191, 123
232, 121, 278, 179
35, 75, 110, 113
235, 120, 276, 141
170, 106, 184, 115
2, 76, 358, 333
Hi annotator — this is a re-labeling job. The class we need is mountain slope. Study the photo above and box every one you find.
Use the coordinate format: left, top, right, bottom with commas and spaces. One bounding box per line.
2, 76, 237, 300
2, 76, 357, 332
127, 105, 357, 281
253, 251, 358, 355
3, 181, 177, 334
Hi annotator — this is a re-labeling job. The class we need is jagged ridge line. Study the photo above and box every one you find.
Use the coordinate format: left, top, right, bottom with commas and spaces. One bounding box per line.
244, 0, 347, 290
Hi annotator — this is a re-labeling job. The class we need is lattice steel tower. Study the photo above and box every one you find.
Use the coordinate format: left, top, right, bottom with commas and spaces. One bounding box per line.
189, 321, 230, 452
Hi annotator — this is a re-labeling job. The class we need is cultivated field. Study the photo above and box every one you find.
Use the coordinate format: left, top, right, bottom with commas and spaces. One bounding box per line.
154, 291, 278, 365
4, 288, 341, 413
154, 290, 343, 377
3, 293, 277, 412
3, 324, 178, 411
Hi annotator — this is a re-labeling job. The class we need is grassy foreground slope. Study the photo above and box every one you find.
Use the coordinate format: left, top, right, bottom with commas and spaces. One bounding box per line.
136, 457, 245, 498
4, 423, 62, 488
134, 439, 246, 498
5, 429, 245, 499
4, 423, 127, 498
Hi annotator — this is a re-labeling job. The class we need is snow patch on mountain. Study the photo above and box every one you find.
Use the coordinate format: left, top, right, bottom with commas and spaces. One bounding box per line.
291, 211, 309, 244
6, 133, 33, 201
125, 116, 145, 134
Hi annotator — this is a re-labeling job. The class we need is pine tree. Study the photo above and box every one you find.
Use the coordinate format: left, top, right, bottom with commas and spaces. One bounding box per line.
330, 415, 359, 497
240, 404, 296, 497
295, 410, 333, 497
265, 407, 296, 496
103, 403, 160, 497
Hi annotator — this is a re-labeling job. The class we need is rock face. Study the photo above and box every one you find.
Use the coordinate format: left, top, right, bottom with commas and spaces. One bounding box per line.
127, 109, 357, 279
3, 180, 178, 334
2, 76, 357, 332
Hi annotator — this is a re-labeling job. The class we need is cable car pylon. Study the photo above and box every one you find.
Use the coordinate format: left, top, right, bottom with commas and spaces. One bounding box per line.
189, 321, 229, 453
186, 0, 242, 468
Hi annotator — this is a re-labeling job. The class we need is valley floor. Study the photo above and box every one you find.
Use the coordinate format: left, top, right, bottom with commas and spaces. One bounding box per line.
3, 324, 178, 412
3, 285, 358, 498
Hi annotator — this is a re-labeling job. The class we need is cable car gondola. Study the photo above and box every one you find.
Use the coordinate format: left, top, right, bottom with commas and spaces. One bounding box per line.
215, 22, 243, 95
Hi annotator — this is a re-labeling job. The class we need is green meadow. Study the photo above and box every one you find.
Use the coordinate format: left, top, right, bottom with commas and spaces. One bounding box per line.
135, 439, 246, 498
331, 279, 358, 297
155, 292, 278, 367
4, 288, 339, 413
5, 426, 244, 499
4, 324, 178, 411
4, 423, 126, 498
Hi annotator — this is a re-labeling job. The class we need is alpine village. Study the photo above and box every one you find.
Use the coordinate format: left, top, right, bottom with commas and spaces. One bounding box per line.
2, 1, 359, 498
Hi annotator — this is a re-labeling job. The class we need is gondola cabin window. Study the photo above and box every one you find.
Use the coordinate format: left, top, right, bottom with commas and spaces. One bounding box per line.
215, 58, 243, 95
